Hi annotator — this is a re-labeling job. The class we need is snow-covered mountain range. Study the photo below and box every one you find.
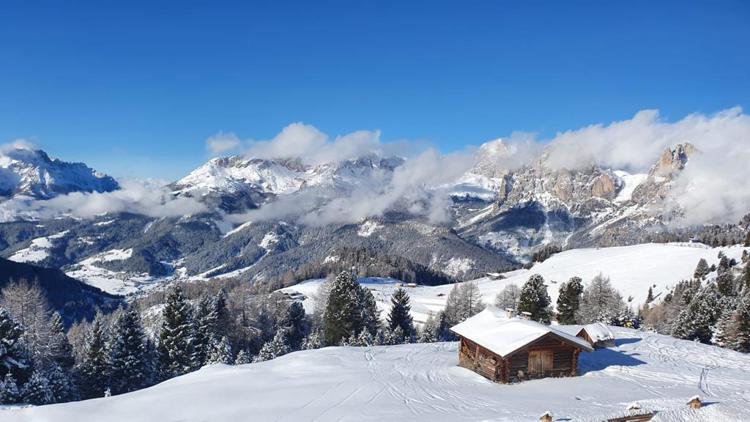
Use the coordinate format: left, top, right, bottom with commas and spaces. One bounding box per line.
0, 145, 118, 199
0, 140, 746, 295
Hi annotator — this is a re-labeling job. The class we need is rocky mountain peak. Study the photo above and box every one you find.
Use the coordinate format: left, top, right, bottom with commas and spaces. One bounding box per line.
0, 146, 119, 199
651, 143, 695, 177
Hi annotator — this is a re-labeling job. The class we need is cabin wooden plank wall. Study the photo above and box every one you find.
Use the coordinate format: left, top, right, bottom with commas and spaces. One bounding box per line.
459, 333, 583, 384
458, 337, 503, 382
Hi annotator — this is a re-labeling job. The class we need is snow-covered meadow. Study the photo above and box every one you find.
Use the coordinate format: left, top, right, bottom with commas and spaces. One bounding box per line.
282, 243, 748, 323
3, 327, 749, 422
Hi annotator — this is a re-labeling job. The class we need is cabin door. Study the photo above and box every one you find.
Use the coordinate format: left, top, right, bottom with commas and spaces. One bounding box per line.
528, 350, 553, 376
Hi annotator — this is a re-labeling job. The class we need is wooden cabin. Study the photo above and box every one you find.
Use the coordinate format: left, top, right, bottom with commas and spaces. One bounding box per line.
557, 322, 616, 349
577, 323, 616, 348
450, 307, 594, 383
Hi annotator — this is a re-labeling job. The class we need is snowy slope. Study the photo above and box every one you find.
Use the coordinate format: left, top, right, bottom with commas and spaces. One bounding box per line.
282, 243, 748, 323
4, 328, 750, 421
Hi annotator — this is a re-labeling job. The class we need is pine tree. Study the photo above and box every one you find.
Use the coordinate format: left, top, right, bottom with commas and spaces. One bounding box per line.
575, 274, 627, 324
726, 294, 750, 352
0, 372, 20, 404
0, 308, 29, 382
351, 329, 374, 347
323, 271, 361, 346
494, 284, 521, 311
280, 302, 309, 352
48, 312, 74, 371
301, 331, 323, 350
556, 277, 583, 324
254, 330, 290, 362
107, 309, 150, 395
158, 284, 196, 380
716, 266, 735, 297
671, 287, 721, 343
78, 316, 110, 399
212, 290, 231, 340
22, 370, 53, 405
694, 258, 710, 280
206, 336, 233, 365
46, 363, 77, 403
742, 262, 750, 292
357, 285, 381, 337
387, 288, 414, 342
192, 294, 216, 368
234, 349, 252, 365
645, 286, 655, 304
419, 312, 438, 343
518, 274, 552, 323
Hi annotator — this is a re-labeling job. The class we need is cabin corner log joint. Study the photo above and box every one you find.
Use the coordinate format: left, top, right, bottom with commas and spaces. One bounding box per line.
451, 306, 594, 384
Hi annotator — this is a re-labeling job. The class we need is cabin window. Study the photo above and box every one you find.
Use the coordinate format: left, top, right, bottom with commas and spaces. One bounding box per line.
528, 350, 553, 375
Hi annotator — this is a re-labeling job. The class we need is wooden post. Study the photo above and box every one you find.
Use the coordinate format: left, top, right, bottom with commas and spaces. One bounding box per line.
572, 349, 579, 376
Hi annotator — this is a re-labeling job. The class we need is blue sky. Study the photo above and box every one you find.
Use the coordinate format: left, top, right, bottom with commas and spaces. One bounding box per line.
1, 1, 748, 180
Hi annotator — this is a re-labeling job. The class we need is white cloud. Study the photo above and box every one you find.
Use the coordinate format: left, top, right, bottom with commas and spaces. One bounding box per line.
0, 179, 207, 221
206, 132, 242, 156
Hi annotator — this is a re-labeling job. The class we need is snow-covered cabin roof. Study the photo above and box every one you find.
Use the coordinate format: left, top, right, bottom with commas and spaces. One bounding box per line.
578, 323, 615, 342
450, 306, 594, 357
555, 323, 615, 344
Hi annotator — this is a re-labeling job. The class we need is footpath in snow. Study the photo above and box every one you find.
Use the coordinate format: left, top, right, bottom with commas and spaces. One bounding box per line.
3, 327, 750, 421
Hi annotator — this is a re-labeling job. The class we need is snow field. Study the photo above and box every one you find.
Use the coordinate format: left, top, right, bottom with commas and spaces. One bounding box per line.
4, 327, 750, 421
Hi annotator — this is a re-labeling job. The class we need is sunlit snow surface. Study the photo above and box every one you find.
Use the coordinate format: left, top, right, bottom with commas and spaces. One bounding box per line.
283, 243, 748, 324
3, 328, 750, 421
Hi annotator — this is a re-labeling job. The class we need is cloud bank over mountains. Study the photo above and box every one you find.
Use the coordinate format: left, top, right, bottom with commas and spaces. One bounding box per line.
2, 107, 748, 225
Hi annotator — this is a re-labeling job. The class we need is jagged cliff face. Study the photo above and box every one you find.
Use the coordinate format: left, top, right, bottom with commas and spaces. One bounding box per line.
454, 142, 700, 256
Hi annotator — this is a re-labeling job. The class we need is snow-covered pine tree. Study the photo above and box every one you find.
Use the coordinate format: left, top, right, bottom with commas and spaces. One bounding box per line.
418, 312, 438, 343
280, 301, 309, 352
518, 274, 552, 323
212, 290, 232, 340
645, 286, 655, 304
191, 294, 216, 368
671, 286, 721, 343
301, 331, 324, 350
234, 349, 252, 365
22, 370, 53, 405
107, 309, 150, 395
575, 274, 627, 324
716, 266, 736, 297
742, 261, 750, 293
46, 363, 77, 403
206, 336, 233, 365
254, 330, 290, 362
694, 258, 710, 280
351, 329, 374, 347
0, 372, 20, 404
78, 316, 109, 399
48, 312, 74, 371
357, 284, 381, 337
0, 307, 30, 382
387, 288, 414, 342
323, 271, 361, 346
158, 284, 196, 380
494, 284, 521, 311
0, 280, 51, 361
556, 276, 583, 324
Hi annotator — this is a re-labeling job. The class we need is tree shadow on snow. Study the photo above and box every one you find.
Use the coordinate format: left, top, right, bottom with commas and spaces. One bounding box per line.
578, 347, 646, 374
614, 337, 642, 346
